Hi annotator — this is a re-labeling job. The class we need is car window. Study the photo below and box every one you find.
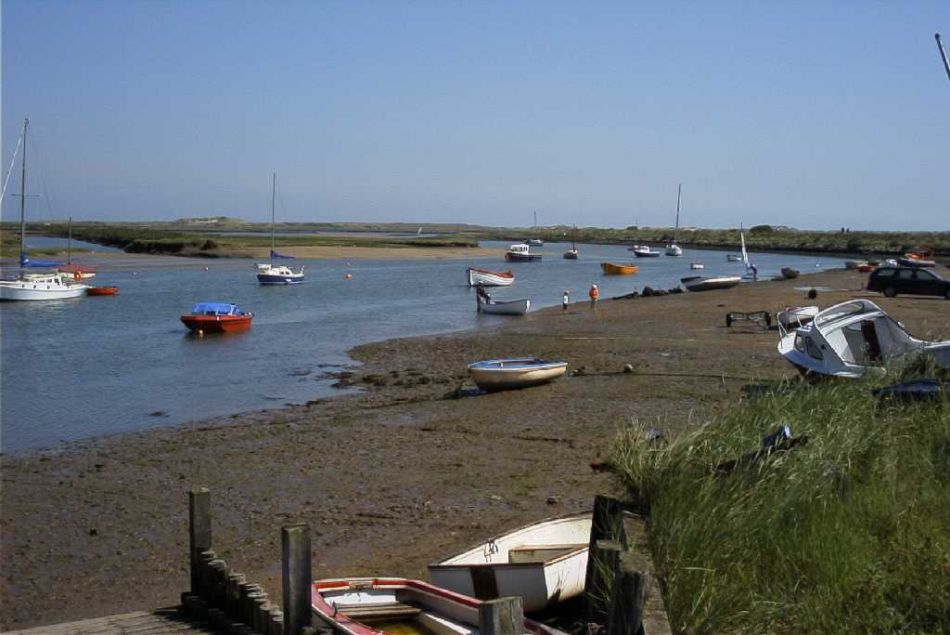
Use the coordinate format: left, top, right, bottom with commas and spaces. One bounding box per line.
916, 270, 937, 281
874, 268, 896, 278
897, 269, 914, 280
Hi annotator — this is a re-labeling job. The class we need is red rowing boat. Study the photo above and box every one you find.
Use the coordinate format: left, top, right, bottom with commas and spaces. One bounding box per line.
86, 286, 118, 296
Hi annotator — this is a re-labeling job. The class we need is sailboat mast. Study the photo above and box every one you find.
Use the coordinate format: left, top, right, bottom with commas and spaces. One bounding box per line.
67, 216, 72, 265
270, 172, 276, 266
19, 119, 28, 263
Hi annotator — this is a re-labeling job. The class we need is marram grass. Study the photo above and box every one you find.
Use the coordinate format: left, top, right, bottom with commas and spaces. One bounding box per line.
610, 378, 950, 634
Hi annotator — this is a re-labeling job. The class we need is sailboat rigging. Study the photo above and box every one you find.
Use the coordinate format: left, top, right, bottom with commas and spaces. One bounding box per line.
255, 173, 305, 284
665, 184, 683, 256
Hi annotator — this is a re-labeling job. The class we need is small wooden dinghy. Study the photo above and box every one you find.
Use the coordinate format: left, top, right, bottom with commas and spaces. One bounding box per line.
468, 358, 567, 391
680, 275, 742, 292
600, 262, 638, 275
428, 513, 592, 613
86, 286, 118, 296
478, 298, 530, 316
311, 578, 565, 635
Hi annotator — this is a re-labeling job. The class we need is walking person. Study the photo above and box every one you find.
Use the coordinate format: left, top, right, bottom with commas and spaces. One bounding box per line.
588, 283, 599, 309
562, 290, 570, 312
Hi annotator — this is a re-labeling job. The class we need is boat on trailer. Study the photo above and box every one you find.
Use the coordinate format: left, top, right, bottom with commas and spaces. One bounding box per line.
467, 267, 515, 287
777, 299, 950, 379
428, 513, 592, 613
311, 578, 566, 635
180, 302, 253, 334
468, 358, 567, 391
680, 275, 742, 292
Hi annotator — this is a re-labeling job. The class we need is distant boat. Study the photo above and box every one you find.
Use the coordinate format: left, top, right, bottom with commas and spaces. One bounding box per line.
896, 256, 935, 268
505, 243, 542, 262
527, 238, 544, 247
726, 254, 742, 262
690, 263, 705, 270
665, 184, 683, 256
311, 578, 565, 635
86, 286, 118, 296
681, 275, 742, 292
0, 119, 88, 302
180, 302, 253, 334
600, 262, 638, 275
468, 358, 568, 391
467, 267, 514, 287
780, 267, 800, 279
428, 512, 592, 612
844, 260, 868, 270
630, 245, 661, 257
256, 173, 305, 284
563, 225, 578, 259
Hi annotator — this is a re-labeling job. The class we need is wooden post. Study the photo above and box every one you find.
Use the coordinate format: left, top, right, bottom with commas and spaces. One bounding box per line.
189, 487, 212, 594
587, 539, 622, 626
607, 553, 647, 635
584, 495, 628, 624
282, 524, 312, 635
478, 597, 524, 635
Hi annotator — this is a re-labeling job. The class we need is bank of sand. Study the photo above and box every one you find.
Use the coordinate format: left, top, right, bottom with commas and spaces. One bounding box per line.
2, 269, 948, 630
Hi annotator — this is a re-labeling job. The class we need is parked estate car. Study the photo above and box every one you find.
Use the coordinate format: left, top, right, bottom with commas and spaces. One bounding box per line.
867, 266, 950, 299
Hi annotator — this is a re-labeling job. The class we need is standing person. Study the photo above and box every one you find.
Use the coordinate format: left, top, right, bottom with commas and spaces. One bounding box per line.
562, 290, 570, 312
588, 283, 599, 309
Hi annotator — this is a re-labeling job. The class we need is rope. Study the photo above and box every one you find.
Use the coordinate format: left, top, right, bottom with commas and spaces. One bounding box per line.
0, 134, 23, 204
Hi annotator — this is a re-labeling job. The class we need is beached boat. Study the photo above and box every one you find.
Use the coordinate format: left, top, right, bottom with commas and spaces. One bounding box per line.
690, 263, 704, 270
896, 256, 936, 268
600, 262, 638, 275
467, 267, 515, 287
680, 275, 742, 292
630, 245, 661, 258
665, 184, 683, 256
86, 286, 118, 296
780, 267, 800, 279
311, 577, 566, 635
0, 120, 88, 302
478, 297, 530, 316
468, 358, 567, 391
776, 305, 818, 329
857, 263, 874, 273
505, 244, 542, 262
777, 299, 950, 379
256, 173, 305, 284
180, 302, 253, 334
428, 513, 591, 613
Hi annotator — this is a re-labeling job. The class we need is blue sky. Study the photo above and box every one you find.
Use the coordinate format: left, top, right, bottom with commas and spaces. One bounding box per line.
2, 1, 948, 230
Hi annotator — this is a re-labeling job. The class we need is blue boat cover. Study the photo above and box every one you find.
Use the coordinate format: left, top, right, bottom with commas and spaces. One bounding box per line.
270, 249, 296, 259
20, 253, 63, 267
191, 302, 239, 316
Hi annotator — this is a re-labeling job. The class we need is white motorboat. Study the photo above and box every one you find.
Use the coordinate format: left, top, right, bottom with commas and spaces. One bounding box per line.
0, 119, 88, 302
467, 267, 515, 287
311, 577, 565, 635
478, 297, 530, 316
428, 513, 591, 613
505, 244, 542, 262
468, 358, 568, 391
256, 173, 305, 284
665, 184, 683, 256
776, 305, 819, 330
629, 244, 660, 258
680, 275, 742, 292
690, 263, 704, 270
777, 299, 950, 379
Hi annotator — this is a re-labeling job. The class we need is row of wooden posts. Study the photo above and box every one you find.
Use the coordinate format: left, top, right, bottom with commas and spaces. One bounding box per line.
182, 488, 651, 635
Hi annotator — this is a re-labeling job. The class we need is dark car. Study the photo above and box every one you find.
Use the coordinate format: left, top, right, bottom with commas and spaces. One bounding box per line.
867, 266, 950, 299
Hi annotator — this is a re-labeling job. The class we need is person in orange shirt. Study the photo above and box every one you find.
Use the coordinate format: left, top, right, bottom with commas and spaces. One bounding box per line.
588, 283, 599, 309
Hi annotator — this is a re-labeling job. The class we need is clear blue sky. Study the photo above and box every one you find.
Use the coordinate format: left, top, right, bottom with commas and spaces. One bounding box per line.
2, 1, 948, 230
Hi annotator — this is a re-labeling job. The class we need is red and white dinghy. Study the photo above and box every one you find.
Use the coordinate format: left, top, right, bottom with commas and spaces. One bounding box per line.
467, 267, 515, 287
311, 578, 566, 635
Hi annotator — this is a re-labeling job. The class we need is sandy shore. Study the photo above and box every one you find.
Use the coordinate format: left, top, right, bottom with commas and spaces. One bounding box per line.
2, 269, 948, 630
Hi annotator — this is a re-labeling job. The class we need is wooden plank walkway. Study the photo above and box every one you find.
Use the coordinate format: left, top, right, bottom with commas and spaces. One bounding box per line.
2, 607, 217, 635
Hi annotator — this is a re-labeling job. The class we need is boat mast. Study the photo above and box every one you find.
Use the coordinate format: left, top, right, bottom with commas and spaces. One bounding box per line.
270, 172, 276, 266
673, 183, 681, 243
19, 118, 28, 265
67, 216, 72, 265
937, 33, 950, 83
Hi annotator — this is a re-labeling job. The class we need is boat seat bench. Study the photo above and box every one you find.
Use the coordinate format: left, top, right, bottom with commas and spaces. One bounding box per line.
337, 601, 422, 620
508, 543, 586, 564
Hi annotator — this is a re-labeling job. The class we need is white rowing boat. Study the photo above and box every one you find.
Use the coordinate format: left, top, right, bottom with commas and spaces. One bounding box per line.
468, 358, 567, 391
428, 513, 591, 613
467, 267, 515, 287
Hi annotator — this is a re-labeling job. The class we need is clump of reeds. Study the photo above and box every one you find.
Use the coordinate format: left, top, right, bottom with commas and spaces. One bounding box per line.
610, 375, 950, 633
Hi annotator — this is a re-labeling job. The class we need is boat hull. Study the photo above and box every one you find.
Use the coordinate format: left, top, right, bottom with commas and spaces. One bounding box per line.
780, 267, 800, 279
479, 298, 530, 315
562, 250, 578, 260
257, 273, 304, 284
467, 267, 515, 287
428, 513, 591, 613
86, 286, 118, 296
505, 253, 542, 262
681, 275, 742, 292
468, 358, 567, 391
180, 314, 253, 333
0, 279, 87, 301
600, 262, 638, 275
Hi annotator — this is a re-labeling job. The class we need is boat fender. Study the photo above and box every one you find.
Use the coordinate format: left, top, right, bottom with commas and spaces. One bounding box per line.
74, 271, 82, 281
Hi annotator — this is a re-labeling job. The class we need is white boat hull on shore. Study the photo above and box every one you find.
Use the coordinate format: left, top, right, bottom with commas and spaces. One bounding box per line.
468, 358, 567, 391
681, 275, 742, 292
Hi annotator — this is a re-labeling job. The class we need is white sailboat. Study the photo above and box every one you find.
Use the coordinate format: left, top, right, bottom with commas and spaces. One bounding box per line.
0, 119, 88, 301
665, 184, 683, 256
255, 173, 305, 284
740, 226, 757, 279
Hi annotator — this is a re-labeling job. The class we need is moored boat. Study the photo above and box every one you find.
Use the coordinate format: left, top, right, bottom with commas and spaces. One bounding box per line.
780, 267, 800, 279
468, 358, 568, 391
478, 297, 530, 315
505, 244, 542, 262
680, 275, 742, 292
86, 286, 118, 296
180, 302, 253, 334
630, 245, 661, 257
726, 254, 742, 262
600, 262, 638, 275
428, 513, 592, 613
256, 173, 305, 284
467, 267, 515, 287
562, 226, 578, 259
527, 238, 544, 247
311, 577, 565, 635
690, 262, 704, 270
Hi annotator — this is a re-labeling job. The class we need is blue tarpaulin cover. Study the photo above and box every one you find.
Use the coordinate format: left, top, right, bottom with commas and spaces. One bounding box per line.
191, 303, 239, 316
20, 253, 63, 267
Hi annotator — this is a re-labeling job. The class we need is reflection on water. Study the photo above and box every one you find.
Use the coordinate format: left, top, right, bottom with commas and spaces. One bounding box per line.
0, 241, 846, 453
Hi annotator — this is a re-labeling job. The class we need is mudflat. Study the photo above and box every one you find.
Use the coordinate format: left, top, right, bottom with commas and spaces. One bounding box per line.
2, 269, 948, 630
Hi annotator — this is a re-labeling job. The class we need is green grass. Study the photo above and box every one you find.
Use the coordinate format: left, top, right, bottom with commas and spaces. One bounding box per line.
609, 377, 950, 634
